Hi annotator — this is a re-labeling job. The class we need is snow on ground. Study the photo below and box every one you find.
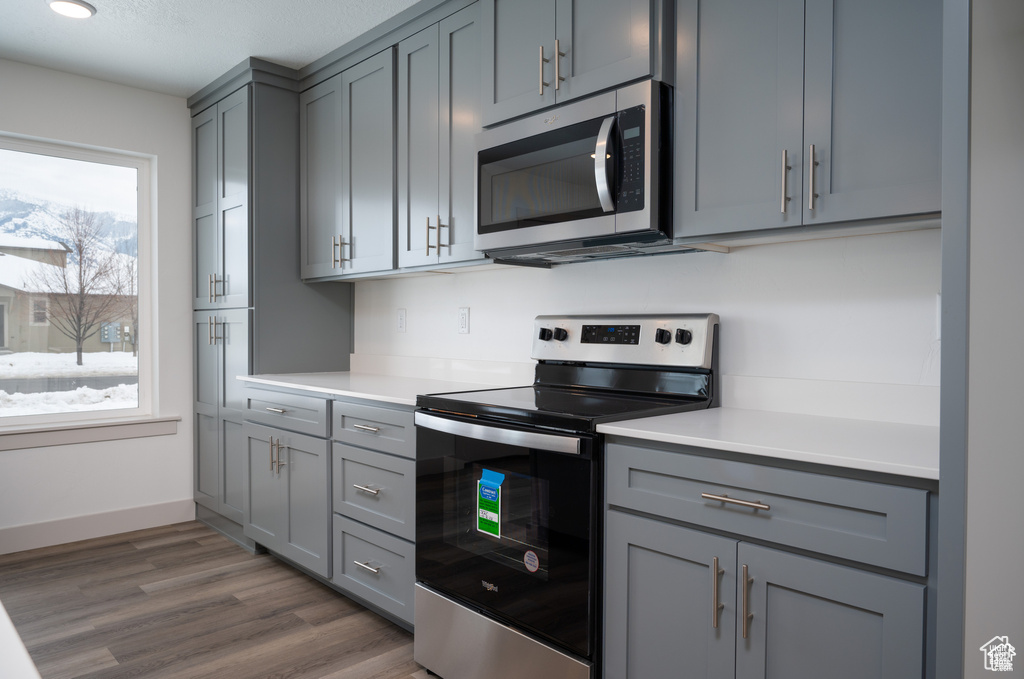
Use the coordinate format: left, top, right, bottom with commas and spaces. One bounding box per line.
0, 383, 138, 417
0, 351, 138, 379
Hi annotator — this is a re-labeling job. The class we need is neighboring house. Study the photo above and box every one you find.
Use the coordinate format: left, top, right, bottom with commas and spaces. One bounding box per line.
0, 236, 133, 354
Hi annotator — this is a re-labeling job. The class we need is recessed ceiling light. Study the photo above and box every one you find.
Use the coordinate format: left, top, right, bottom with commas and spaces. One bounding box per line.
49, 0, 97, 18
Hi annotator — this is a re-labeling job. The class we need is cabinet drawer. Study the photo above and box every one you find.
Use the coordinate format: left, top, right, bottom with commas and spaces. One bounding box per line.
332, 402, 414, 458
332, 442, 415, 541
332, 515, 415, 625
606, 442, 929, 576
245, 387, 330, 438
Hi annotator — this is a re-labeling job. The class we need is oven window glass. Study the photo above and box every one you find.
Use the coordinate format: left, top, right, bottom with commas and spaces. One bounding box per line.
453, 462, 550, 581
478, 116, 611, 233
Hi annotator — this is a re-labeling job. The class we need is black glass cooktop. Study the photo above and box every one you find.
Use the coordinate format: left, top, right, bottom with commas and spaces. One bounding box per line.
416, 384, 710, 433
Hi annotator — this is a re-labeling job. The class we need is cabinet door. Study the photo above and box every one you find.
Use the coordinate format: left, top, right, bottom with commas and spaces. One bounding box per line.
675, 0, 806, 237
605, 511, 736, 679
220, 417, 246, 524
216, 87, 251, 308
279, 430, 331, 577
737, 543, 924, 679
341, 49, 396, 275
555, 0, 653, 103
219, 308, 251, 415
801, 0, 941, 225
192, 106, 219, 309
244, 422, 285, 548
482, 0, 556, 126
299, 74, 344, 280
438, 3, 484, 265
397, 25, 441, 268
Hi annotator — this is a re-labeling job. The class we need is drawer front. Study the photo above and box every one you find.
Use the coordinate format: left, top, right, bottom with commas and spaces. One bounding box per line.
332, 515, 415, 625
332, 401, 414, 458
245, 387, 330, 438
606, 442, 929, 576
332, 442, 415, 541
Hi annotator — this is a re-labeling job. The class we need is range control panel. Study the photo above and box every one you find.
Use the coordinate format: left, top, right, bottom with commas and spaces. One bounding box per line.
532, 314, 719, 369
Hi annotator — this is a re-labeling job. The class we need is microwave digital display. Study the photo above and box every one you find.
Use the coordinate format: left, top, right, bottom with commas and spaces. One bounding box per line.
623, 126, 640, 140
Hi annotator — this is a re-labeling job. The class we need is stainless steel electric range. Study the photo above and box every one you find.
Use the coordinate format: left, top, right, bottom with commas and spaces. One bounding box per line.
413, 314, 720, 679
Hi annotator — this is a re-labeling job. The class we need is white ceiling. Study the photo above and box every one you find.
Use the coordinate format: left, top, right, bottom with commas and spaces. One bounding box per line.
0, 0, 421, 98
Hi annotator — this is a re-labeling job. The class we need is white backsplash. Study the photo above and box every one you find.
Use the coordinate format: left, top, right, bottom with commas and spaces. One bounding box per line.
353, 228, 941, 425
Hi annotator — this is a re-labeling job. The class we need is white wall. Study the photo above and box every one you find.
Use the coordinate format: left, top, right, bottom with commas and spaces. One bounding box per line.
0, 59, 194, 552
963, 1, 1024, 675
356, 228, 942, 424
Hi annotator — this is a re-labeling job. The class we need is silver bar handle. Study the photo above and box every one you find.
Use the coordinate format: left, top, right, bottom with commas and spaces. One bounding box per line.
331, 236, 340, 269
554, 39, 566, 90
594, 116, 616, 213
780, 149, 791, 214
275, 443, 288, 473
264, 407, 286, 414
539, 45, 550, 95
808, 144, 818, 211
701, 492, 770, 511
352, 424, 380, 433
269, 437, 275, 472
415, 411, 582, 455
438, 214, 449, 251
208, 273, 214, 303
712, 556, 724, 629
354, 560, 380, 574
742, 564, 752, 639
208, 316, 214, 345
426, 216, 437, 255
353, 483, 381, 496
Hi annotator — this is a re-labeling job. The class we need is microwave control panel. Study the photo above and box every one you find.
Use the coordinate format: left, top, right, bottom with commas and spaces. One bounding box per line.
616, 105, 646, 214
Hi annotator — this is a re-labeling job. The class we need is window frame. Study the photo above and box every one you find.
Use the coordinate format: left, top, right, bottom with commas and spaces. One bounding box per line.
0, 134, 154, 427
29, 296, 49, 326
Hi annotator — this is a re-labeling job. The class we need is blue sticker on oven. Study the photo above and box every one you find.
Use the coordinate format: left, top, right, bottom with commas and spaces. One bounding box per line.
477, 469, 505, 538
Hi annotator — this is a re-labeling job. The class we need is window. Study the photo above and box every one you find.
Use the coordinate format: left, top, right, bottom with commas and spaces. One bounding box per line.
0, 135, 152, 425
30, 297, 48, 326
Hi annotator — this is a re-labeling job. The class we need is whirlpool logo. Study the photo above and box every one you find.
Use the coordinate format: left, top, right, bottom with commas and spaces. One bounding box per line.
481, 580, 499, 593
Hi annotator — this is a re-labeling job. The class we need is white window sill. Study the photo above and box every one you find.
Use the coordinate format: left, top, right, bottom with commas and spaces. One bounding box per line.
0, 416, 180, 452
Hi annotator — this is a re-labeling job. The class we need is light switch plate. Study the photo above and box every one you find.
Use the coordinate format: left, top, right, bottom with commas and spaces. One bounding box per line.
458, 307, 470, 334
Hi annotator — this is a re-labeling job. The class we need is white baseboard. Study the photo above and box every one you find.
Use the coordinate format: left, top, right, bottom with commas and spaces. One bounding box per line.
0, 499, 196, 556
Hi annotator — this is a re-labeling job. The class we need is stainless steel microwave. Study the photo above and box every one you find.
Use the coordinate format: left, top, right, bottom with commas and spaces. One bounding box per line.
475, 80, 671, 266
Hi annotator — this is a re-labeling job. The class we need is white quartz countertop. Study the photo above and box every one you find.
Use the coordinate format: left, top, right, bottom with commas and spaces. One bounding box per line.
597, 407, 940, 480
238, 372, 503, 407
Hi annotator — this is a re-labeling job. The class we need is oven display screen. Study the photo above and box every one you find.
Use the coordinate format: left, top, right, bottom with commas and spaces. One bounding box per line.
581, 324, 641, 345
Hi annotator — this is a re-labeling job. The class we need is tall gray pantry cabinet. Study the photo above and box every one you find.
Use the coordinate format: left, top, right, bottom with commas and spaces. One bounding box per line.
189, 63, 353, 542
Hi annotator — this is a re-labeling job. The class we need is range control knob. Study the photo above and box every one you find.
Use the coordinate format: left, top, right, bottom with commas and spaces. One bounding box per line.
553, 327, 568, 342
654, 328, 672, 345
538, 327, 553, 341
675, 328, 693, 345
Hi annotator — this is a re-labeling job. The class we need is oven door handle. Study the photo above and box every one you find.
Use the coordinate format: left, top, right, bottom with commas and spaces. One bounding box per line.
594, 115, 616, 213
415, 411, 582, 455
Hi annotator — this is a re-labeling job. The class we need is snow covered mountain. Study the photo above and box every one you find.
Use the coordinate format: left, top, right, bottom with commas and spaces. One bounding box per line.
0, 190, 138, 259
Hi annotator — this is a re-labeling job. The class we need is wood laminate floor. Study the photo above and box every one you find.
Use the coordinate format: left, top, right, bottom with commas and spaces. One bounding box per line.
0, 521, 429, 679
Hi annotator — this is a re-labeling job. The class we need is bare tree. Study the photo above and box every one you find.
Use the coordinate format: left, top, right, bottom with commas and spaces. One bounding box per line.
112, 246, 139, 358
26, 207, 123, 366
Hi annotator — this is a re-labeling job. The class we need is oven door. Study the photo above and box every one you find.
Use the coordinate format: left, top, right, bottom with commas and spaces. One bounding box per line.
415, 411, 599, 659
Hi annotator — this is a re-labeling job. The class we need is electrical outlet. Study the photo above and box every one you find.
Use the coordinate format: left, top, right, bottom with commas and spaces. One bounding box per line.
397, 308, 407, 333
458, 307, 470, 334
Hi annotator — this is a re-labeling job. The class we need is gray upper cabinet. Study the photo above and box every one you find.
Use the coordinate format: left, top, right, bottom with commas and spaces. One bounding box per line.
481, 0, 655, 126
192, 87, 250, 309
300, 49, 396, 280
397, 4, 484, 268
675, 0, 942, 238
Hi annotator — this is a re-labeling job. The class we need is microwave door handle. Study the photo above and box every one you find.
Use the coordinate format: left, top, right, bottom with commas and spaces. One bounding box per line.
415, 411, 582, 455
594, 115, 616, 213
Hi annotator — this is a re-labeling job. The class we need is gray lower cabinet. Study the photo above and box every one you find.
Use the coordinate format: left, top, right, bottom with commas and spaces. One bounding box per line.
193, 309, 250, 524
604, 441, 928, 679
481, 0, 658, 126
330, 400, 416, 625
244, 420, 332, 578
397, 3, 483, 268
300, 48, 396, 280
675, 0, 942, 238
